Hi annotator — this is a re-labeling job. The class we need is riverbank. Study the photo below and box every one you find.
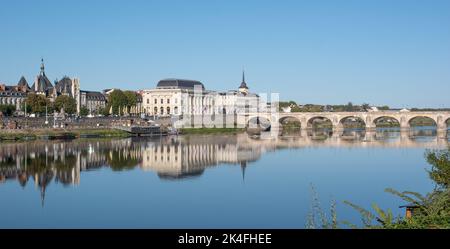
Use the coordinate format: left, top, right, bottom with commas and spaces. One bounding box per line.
178, 128, 245, 135
0, 127, 246, 141
0, 128, 130, 141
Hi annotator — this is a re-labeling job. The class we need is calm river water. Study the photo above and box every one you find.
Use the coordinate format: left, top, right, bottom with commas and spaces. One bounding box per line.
0, 128, 448, 228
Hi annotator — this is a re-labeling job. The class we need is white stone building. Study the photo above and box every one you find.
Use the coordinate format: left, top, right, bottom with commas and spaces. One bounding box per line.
142, 72, 261, 120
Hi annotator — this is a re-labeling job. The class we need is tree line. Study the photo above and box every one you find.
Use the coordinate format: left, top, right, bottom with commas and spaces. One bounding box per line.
277, 101, 390, 112
22, 93, 78, 115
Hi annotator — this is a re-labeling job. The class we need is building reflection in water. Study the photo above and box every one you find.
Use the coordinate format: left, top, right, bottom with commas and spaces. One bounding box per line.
0, 129, 448, 205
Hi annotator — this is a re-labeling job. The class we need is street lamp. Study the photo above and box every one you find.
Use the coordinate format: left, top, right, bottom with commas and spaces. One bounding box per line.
45, 105, 49, 125
24, 101, 28, 129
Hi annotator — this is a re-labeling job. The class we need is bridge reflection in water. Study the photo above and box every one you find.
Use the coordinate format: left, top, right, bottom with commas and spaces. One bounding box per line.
0, 129, 448, 205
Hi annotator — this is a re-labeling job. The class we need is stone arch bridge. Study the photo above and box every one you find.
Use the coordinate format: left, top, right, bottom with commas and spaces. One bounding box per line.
245, 111, 450, 131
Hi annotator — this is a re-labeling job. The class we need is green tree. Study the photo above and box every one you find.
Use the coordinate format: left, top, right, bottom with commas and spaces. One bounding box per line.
299, 104, 323, 112
54, 95, 77, 114
99, 106, 110, 116
427, 149, 450, 189
0, 104, 16, 116
124, 90, 137, 108
80, 106, 89, 116
361, 103, 370, 111
108, 90, 127, 115
25, 93, 51, 114
20, 101, 32, 114
106, 150, 139, 171
291, 106, 303, 112
344, 102, 354, 112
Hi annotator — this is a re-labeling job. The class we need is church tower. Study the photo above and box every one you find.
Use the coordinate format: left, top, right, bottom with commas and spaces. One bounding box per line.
238, 70, 249, 95
32, 58, 53, 95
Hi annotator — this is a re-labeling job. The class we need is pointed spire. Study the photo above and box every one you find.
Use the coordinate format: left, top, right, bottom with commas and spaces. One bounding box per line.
239, 69, 249, 91
241, 162, 247, 183
40, 58, 45, 76
40, 185, 46, 207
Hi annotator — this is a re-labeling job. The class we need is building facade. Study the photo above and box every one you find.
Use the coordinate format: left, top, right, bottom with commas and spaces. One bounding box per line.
142, 72, 261, 120
0, 76, 31, 111
0, 59, 104, 116
142, 79, 212, 116
80, 90, 107, 115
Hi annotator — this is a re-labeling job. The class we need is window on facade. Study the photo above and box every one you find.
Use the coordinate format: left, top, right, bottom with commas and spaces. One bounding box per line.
161, 99, 163, 104
147, 99, 149, 104
154, 99, 157, 104
160, 107, 164, 114
174, 107, 178, 115
175, 98, 178, 104
167, 99, 170, 104
154, 107, 158, 114
167, 107, 170, 115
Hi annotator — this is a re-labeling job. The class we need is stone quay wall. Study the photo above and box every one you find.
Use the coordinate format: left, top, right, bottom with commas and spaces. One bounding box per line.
0, 117, 148, 130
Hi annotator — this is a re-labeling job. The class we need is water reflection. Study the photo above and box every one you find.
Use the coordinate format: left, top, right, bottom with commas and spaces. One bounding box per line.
0, 129, 448, 205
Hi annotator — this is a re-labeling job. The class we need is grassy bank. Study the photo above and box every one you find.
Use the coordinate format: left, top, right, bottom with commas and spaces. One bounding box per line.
0, 128, 130, 141
179, 127, 245, 135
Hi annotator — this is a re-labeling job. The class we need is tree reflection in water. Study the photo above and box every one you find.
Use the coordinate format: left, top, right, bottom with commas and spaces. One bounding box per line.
0, 129, 448, 205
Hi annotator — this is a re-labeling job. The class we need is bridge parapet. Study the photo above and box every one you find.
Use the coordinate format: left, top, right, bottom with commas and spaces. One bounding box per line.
243, 111, 450, 131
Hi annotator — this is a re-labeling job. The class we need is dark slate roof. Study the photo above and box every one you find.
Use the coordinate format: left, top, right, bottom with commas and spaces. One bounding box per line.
54, 77, 72, 94
32, 73, 53, 92
17, 76, 29, 88
4, 86, 14, 91
81, 90, 106, 100
239, 81, 248, 89
0, 88, 27, 96
157, 79, 205, 90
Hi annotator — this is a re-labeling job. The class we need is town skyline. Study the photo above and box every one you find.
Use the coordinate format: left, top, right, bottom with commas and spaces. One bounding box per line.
1, 58, 448, 110
1, 1, 450, 108
1, 1, 450, 235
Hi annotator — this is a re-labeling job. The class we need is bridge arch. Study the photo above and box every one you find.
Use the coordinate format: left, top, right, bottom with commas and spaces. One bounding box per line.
247, 116, 272, 131
279, 116, 302, 128
339, 116, 366, 129
306, 116, 333, 129
372, 116, 400, 128
408, 116, 437, 128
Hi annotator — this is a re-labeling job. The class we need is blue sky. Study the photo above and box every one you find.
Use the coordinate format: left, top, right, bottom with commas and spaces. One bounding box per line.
1, 0, 449, 108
